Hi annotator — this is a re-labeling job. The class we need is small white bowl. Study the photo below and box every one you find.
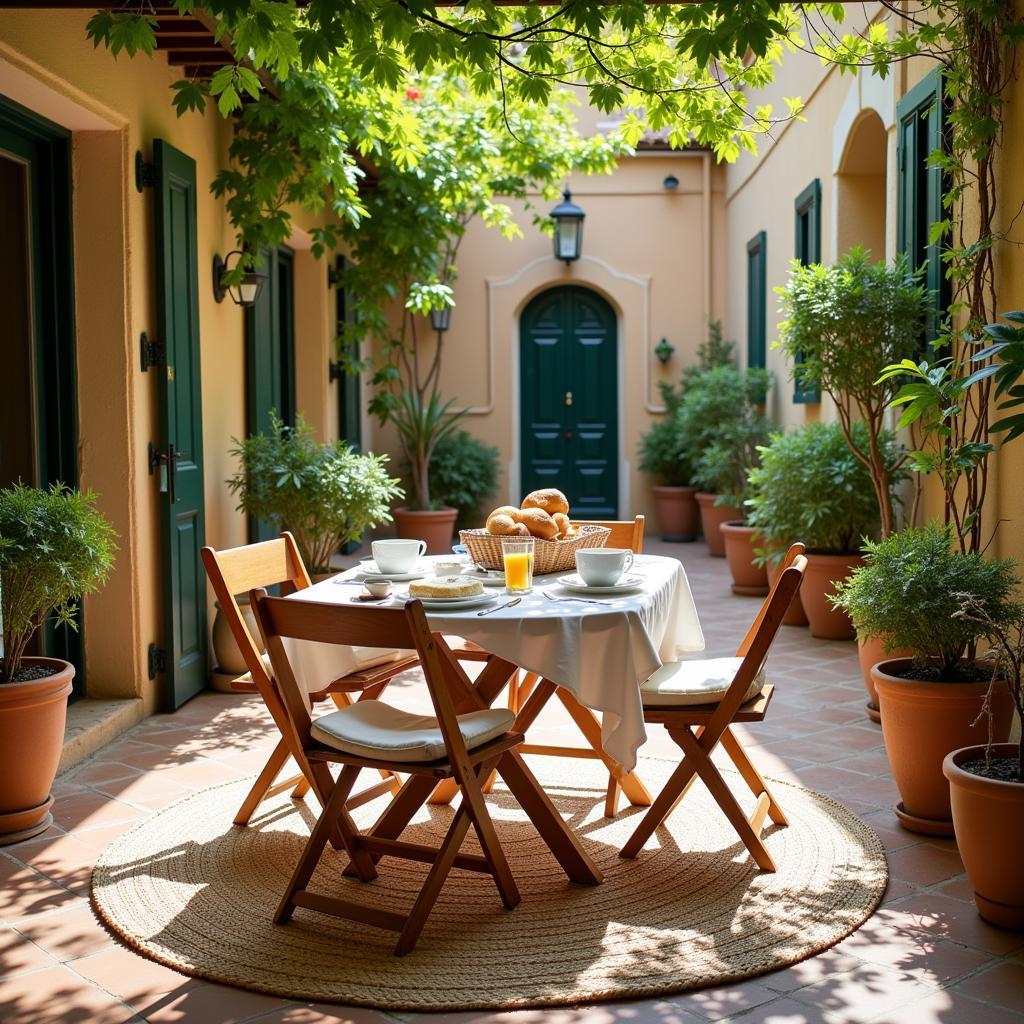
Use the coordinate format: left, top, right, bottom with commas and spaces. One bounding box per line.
433, 561, 464, 577
363, 577, 393, 598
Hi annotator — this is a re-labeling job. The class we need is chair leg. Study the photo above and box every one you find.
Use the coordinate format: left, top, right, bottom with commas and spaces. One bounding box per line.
234, 738, 292, 826
458, 759, 520, 910
720, 726, 788, 827
604, 776, 620, 818
275, 764, 369, 925
290, 776, 311, 799
619, 745, 702, 859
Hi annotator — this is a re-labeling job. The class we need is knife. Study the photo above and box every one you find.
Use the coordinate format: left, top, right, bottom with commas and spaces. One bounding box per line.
477, 597, 522, 616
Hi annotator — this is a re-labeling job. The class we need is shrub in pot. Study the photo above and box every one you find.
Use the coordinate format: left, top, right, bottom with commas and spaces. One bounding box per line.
228, 413, 403, 575
831, 523, 1018, 836
943, 597, 1024, 928
746, 421, 902, 640
0, 484, 116, 844
420, 429, 500, 532
676, 363, 772, 556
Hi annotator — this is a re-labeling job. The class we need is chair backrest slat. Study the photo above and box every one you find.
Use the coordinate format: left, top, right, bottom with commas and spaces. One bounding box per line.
572, 515, 645, 554
735, 542, 805, 658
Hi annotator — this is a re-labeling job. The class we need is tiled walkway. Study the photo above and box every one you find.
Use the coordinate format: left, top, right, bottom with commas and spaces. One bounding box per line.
2, 542, 1023, 1024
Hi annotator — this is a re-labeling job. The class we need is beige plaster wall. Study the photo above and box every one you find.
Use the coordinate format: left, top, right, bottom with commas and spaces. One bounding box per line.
365, 152, 725, 523
0, 14, 334, 707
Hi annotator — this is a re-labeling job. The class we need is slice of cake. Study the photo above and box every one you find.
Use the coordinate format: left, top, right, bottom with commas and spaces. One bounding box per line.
408, 576, 484, 599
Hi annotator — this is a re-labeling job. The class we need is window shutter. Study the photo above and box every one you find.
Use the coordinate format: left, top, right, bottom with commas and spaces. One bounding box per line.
793, 179, 821, 403
747, 231, 767, 371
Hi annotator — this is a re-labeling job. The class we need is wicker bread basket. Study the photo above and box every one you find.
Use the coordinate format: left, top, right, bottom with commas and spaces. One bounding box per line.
459, 524, 611, 575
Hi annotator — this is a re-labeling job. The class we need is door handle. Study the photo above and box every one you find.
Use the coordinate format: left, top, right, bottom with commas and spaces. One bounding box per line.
565, 391, 573, 407
167, 443, 177, 505
148, 442, 178, 505
564, 430, 573, 440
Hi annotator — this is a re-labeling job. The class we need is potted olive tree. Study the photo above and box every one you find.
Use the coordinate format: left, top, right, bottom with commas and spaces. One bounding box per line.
228, 413, 403, 576
944, 597, 1024, 928
832, 522, 1018, 836
0, 483, 116, 844
676, 363, 772, 556
746, 421, 903, 639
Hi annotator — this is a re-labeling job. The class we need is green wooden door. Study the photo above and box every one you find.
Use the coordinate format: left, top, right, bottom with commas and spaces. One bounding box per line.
0, 95, 83, 699
246, 246, 295, 543
335, 255, 362, 451
154, 139, 208, 709
520, 286, 618, 517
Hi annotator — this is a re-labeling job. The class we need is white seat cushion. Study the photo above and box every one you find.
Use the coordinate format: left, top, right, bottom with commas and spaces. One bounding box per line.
640, 657, 765, 708
311, 701, 516, 763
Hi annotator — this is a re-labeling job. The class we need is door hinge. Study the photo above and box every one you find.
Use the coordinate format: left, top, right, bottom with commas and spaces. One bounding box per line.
147, 643, 166, 679
135, 151, 155, 192
140, 332, 164, 372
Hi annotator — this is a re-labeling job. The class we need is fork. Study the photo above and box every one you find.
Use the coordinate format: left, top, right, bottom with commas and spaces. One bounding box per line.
541, 589, 604, 606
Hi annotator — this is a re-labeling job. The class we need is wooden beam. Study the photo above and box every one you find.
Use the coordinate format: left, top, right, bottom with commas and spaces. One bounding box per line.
155, 36, 227, 50
167, 49, 234, 64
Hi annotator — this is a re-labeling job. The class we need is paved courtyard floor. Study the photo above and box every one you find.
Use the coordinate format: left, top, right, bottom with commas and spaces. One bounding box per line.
2, 541, 1023, 1024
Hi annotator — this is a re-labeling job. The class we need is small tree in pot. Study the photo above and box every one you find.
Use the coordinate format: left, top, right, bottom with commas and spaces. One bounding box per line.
0, 483, 116, 844
943, 597, 1024, 928
832, 522, 1019, 836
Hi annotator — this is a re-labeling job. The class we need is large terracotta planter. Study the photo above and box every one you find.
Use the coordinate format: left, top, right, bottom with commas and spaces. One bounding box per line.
768, 556, 808, 627
652, 485, 699, 542
802, 552, 861, 640
0, 658, 74, 845
696, 492, 741, 557
857, 634, 913, 724
873, 658, 1014, 836
393, 506, 458, 554
720, 522, 769, 596
945, 743, 1024, 929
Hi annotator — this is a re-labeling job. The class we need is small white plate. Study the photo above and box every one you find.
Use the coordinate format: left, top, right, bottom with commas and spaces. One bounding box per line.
351, 563, 428, 583
463, 571, 507, 588
404, 593, 498, 612
556, 574, 645, 596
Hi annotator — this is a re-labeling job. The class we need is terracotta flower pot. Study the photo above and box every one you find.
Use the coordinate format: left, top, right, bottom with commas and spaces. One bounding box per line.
393, 506, 458, 555
857, 634, 913, 724
0, 658, 74, 845
873, 658, 1014, 836
768, 556, 808, 627
720, 522, 769, 596
801, 552, 861, 640
695, 492, 741, 557
652, 485, 699, 542
944, 743, 1024, 930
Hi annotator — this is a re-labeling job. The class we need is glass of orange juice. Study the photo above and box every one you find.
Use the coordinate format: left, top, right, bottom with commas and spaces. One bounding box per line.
501, 537, 534, 593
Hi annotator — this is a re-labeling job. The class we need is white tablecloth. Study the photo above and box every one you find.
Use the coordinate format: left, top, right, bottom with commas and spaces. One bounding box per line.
282, 554, 704, 771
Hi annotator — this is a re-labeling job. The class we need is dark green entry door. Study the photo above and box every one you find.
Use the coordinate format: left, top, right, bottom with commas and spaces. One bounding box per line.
520, 286, 618, 517
246, 246, 295, 542
154, 139, 208, 709
0, 95, 83, 699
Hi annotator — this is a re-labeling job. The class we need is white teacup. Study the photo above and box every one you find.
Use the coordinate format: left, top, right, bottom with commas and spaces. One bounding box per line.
575, 548, 634, 587
371, 539, 427, 575
363, 577, 393, 598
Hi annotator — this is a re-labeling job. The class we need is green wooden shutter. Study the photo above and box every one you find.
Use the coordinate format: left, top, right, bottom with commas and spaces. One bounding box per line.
793, 179, 821, 403
897, 68, 948, 346
336, 255, 362, 451
746, 231, 767, 370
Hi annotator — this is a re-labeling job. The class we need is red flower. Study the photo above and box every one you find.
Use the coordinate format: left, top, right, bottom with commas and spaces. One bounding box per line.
406, 88, 421, 101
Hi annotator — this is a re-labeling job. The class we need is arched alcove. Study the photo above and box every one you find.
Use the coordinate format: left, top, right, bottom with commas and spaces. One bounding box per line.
836, 110, 887, 260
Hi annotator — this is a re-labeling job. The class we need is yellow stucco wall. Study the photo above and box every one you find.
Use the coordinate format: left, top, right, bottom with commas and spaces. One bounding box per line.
0, 14, 335, 709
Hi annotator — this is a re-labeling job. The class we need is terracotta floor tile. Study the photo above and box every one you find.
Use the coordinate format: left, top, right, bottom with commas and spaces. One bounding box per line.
953, 960, 1024, 1014
0, 922, 57, 977
788, 962, 941, 1023
243, 1005, 399, 1024
69, 944, 195, 1006
7, 831, 102, 895
719, 997, 833, 1023
761, 949, 864, 994
139, 981, 291, 1023
68, 760, 145, 786
884, 893, 1024, 956
886, 844, 965, 887
13, 901, 116, 961
0, 862, 82, 922
0, 962, 140, 1024
890, 987, 1024, 1024
93, 773, 195, 811
51, 791, 146, 833
673, 979, 780, 1020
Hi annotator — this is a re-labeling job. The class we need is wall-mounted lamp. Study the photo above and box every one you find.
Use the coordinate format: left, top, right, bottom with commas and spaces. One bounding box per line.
550, 189, 585, 263
430, 306, 451, 332
654, 337, 675, 364
212, 250, 268, 308
663, 174, 680, 191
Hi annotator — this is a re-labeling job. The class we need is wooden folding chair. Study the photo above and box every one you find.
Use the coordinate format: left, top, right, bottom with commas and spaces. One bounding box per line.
201, 533, 416, 827
251, 589, 527, 955
619, 543, 806, 871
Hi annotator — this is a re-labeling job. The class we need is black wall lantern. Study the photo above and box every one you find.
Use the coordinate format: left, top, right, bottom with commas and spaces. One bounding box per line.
212, 250, 269, 308
550, 189, 585, 263
430, 305, 451, 332
654, 337, 675, 364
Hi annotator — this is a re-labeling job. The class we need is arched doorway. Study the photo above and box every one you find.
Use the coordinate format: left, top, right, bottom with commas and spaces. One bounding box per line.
519, 285, 618, 517
836, 110, 887, 260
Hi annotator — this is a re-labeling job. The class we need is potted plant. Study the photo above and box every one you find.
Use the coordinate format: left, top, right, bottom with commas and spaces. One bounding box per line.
676, 362, 772, 556
776, 249, 924, 699
832, 522, 1018, 836
746, 421, 902, 639
423, 428, 500, 531
638, 322, 734, 541
228, 413, 403, 576
943, 596, 1024, 929
0, 483, 116, 845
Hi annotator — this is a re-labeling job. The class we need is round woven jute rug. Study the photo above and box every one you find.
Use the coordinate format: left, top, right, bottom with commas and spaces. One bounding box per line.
91, 756, 886, 1011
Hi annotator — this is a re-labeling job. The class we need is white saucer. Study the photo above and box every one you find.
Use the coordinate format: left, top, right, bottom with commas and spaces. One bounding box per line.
557, 574, 645, 596
351, 562, 429, 583
405, 593, 497, 612
462, 571, 507, 588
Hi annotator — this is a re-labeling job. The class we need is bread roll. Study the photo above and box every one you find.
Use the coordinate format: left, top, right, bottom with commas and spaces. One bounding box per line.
552, 512, 572, 538
487, 505, 521, 527
512, 522, 530, 537
521, 488, 569, 517
486, 513, 519, 536
518, 507, 559, 540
